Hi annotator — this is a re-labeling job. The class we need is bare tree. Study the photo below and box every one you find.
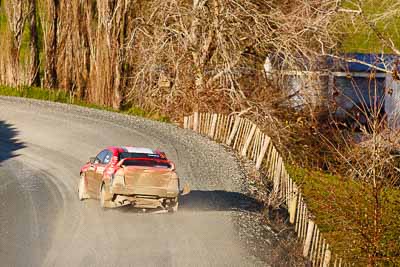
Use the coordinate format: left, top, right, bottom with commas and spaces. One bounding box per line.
87, 0, 131, 109
50, 0, 93, 99
123, 0, 340, 120
43, 0, 59, 88
4, 0, 29, 85
333, 0, 400, 56
28, 0, 40, 86
0, 0, 343, 114
320, 75, 400, 265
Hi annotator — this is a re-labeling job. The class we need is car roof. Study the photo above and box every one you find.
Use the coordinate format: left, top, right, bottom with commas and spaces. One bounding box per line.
106, 146, 158, 155
120, 146, 155, 154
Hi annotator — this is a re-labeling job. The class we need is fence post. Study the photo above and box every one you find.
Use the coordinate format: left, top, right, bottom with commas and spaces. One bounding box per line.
310, 224, 318, 265
289, 189, 298, 224
193, 112, 199, 132
255, 135, 270, 170
303, 220, 315, 257
237, 120, 250, 151
233, 118, 245, 150
206, 113, 211, 134
268, 148, 277, 178
318, 239, 326, 267
209, 113, 218, 139
199, 113, 204, 134
218, 114, 224, 141
312, 228, 320, 266
183, 112, 344, 267
295, 193, 302, 234
215, 114, 223, 141
323, 245, 331, 267
302, 206, 308, 241
283, 168, 289, 203
189, 114, 194, 129
227, 116, 241, 146
273, 156, 282, 195
251, 128, 260, 161
241, 123, 257, 157
224, 115, 230, 142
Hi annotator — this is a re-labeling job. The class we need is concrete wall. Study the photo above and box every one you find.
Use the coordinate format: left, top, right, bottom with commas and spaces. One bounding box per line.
282, 74, 329, 113
281, 73, 385, 121
333, 76, 385, 120
385, 74, 400, 129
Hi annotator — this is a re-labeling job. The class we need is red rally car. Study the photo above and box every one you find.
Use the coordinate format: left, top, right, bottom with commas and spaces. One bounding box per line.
78, 146, 189, 211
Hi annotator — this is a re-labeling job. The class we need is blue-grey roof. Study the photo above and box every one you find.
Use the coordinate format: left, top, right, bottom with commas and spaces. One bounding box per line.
329, 53, 399, 72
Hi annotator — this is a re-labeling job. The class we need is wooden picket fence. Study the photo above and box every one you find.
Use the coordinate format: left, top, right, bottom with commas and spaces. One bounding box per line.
183, 112, 346, 267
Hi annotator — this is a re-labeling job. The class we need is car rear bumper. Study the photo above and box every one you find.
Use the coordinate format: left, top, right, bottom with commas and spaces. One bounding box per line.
113, 195, 177, 209
111, 185, 179, 198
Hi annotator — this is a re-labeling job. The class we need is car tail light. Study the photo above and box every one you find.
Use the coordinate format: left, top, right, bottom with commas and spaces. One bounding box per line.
110, 156, 118, 167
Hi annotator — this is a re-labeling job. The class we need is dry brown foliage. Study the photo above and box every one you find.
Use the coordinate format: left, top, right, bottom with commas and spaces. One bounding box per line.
1, 2, 400, 264
318, 77, 400, 265
0, 0, 341, 119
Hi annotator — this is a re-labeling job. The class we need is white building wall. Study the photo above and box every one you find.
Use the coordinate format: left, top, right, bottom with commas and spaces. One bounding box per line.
385, 74, 400, 129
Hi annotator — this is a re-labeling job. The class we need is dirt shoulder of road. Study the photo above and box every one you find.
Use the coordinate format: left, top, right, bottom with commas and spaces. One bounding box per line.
227, 149, 307, 266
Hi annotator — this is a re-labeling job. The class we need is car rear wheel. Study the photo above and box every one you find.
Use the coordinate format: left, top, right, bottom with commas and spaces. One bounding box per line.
78, 174, 89, 200
169, 201, 179, 212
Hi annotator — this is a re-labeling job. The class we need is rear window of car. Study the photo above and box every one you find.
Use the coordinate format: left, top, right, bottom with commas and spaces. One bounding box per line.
122, 159, 171, 169
119, 152, 163, 160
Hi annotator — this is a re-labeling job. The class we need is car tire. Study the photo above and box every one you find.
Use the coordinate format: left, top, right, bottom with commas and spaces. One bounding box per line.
78, 174, 89, 200
100, 183, 114, 208
169, 201, 179, 213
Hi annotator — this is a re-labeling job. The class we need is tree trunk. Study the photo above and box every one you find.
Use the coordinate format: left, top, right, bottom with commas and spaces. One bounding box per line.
44, 0, 59, 88
112, 0, 130, 110
5, 0, 26, 85
28, 0, 40, 86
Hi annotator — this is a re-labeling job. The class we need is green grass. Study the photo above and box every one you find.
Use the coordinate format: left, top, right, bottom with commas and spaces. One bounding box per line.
287, 165, 400, 265
0, 85, 72, 102
122, 106, 170, 123
0, 2, 45, 77
0, 85, 170, 123
339, 0, 400, 53
0, 2, 7, 34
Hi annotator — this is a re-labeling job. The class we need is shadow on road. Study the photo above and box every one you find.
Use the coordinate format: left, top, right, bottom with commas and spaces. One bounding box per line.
179, 190, 262, 212
0, 120, 25, 164
116, 190, 263, 213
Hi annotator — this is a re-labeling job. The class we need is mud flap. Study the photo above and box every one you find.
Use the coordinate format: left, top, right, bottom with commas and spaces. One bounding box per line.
180, 183, 190, 196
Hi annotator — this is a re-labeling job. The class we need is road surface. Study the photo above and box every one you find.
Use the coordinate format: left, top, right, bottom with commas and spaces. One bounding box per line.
0, 97, 276, 266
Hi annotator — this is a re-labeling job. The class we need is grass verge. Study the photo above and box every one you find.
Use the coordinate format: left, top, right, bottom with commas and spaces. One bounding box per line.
339, 0, 400, 53
0, 85, 170, 122
287, 165, 400, 265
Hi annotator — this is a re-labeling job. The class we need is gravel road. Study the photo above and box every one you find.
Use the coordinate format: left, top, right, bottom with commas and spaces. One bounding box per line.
0, 97, 284, 267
